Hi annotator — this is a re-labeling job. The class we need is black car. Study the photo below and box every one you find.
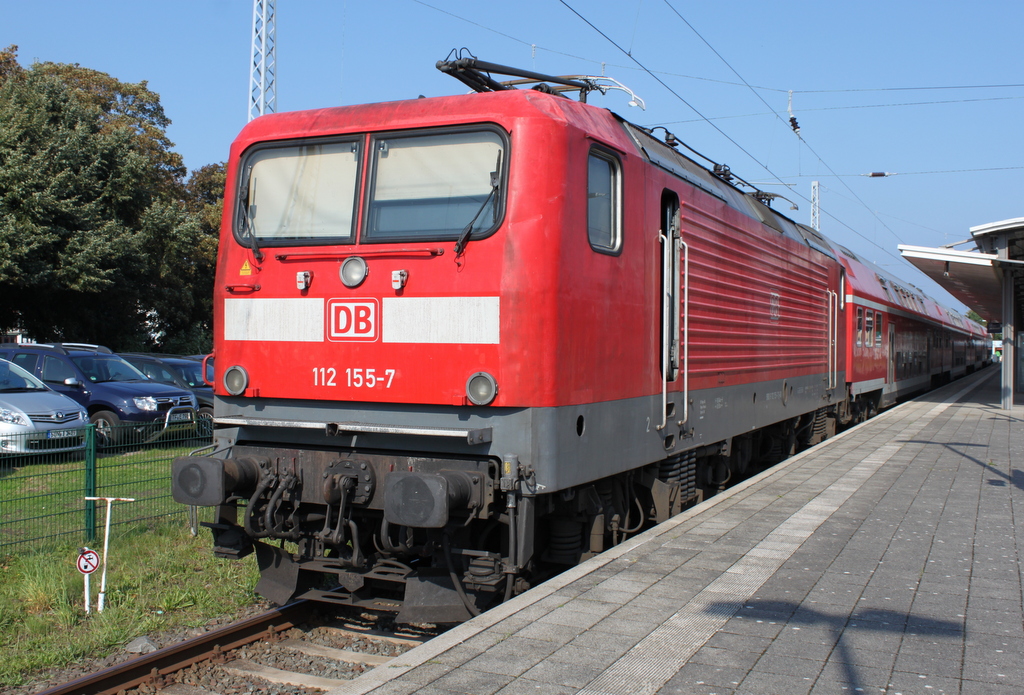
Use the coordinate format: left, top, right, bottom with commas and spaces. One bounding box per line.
119, 353, 213, 433
0, 343, 197, 444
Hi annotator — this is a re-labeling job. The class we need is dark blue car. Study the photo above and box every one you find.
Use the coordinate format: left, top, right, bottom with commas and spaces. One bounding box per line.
0, 343, 197, 445
119, 353, 214, 434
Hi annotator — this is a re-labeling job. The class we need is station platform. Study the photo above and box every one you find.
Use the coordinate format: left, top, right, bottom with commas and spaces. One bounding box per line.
328, 367, 1022, 695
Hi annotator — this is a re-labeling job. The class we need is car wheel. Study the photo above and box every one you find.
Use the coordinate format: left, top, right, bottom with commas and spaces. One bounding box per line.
197, 406, 214, 439
90, 410, 121, 447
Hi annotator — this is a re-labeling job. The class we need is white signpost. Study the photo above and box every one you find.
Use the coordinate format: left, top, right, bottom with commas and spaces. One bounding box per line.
84, 497, 136, 613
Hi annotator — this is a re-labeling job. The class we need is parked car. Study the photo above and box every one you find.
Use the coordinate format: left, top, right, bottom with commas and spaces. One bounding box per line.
0, 358, 89, 455
0, 344, 197, 445
119, 353, 213, 433
188, 354, 215, 385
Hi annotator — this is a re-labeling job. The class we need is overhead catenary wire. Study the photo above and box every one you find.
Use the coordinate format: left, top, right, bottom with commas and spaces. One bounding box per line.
412, 0, 1012, 282
555, 2, 775, 185
656, 1, 908, 255
783, 166, 1024, 178
560, 0, 916, 272
652, 95, 1024, 127
412, 1, 1024, 105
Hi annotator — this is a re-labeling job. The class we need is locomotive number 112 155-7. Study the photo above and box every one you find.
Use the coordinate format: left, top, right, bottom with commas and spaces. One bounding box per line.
312, 367, 397, 388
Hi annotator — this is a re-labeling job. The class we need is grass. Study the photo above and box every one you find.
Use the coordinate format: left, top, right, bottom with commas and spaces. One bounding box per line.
0, 426, 259, 687
0, 520, 261, 686
0, 427, 206, 549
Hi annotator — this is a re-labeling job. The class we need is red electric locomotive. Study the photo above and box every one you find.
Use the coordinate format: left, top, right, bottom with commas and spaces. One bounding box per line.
173, 58, 986, 622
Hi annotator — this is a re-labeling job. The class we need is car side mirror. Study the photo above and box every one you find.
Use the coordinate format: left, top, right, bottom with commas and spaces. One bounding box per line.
64, 378, 83, 388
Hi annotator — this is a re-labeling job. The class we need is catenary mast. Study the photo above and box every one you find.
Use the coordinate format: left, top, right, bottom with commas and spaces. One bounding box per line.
249, 0, 276, 121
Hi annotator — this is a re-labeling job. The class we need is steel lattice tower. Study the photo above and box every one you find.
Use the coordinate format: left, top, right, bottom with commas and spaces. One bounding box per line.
811, 180, 820, 231
249, 0, 276, 121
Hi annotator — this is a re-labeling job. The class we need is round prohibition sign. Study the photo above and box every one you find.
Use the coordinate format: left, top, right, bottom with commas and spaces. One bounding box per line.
77, 549, 100, 575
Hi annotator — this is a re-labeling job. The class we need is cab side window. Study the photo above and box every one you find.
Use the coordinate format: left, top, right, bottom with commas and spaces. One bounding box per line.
587, 148, 622, 254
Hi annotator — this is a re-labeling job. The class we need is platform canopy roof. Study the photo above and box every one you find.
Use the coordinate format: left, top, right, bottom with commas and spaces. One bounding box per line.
899, 217, 1024, 324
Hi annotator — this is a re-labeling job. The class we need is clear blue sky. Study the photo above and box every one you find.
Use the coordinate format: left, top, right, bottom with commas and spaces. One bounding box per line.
4, 0, 1022, 311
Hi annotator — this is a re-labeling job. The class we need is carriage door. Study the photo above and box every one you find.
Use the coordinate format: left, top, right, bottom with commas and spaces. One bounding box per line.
657, 191, 685, 431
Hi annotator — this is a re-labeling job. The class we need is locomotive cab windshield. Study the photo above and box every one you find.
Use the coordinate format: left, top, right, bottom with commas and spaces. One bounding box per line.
235, 127, 507, 246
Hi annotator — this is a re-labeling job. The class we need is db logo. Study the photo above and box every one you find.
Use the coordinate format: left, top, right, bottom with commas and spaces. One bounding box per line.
327, 299, 379, 341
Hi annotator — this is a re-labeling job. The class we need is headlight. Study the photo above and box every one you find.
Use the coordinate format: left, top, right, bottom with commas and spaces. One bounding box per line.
340, 256, 368, 288
224, 365, 249, 396
466, 372, 498, 406
133, 396, 158, 411
0, 408, 27, 426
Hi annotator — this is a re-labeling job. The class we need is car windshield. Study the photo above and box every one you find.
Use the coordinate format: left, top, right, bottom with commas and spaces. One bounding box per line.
0, 359, 47, 392
133, 361, 179, 385
70, 355, 148, 383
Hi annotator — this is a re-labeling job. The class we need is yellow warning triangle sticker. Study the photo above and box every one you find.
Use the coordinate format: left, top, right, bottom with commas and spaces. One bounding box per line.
239, 260, 252, 276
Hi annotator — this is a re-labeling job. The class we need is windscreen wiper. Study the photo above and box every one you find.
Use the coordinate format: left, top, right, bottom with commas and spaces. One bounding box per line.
455, 151, 502, 257
239, 173, 265, 262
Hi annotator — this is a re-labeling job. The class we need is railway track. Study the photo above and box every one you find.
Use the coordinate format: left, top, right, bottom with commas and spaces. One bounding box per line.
34, 602, 439, 695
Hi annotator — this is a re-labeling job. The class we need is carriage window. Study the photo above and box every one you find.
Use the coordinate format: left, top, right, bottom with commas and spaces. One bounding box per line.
239, 140, 361, 243
875, 312, 883, 347
865, 311, 874, 347
587, 148, 622, 253
366, 129, 505, 242
856, 307, 864, 347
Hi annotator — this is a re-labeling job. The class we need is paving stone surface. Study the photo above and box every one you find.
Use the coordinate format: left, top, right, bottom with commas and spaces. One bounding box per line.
329, 368, 1022, 695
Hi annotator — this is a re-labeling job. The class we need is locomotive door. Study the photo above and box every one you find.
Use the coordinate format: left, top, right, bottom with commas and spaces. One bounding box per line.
657, 191, 686, 430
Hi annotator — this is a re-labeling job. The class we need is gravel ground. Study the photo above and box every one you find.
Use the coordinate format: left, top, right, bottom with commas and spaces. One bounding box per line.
6, 603, 429, 695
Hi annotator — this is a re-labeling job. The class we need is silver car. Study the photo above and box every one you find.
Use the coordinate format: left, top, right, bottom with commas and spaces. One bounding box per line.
0, 358, 88, 455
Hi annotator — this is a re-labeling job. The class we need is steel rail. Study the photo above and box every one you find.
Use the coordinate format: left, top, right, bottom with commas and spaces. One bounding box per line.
35, 601, 315, 695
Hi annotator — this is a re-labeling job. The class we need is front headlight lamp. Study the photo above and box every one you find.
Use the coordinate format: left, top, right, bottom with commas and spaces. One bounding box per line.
340, 256, 368, 288
133, 396, 158, 411
224, 365, 249, 396
0, 408, 27, 426
466, 372, 498, 406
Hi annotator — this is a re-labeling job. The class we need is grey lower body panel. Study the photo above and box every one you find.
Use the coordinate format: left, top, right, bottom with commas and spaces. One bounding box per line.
213, 371, 837, 495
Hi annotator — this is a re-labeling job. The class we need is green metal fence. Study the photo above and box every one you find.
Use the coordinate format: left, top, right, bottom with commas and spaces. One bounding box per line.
0, 421, 212, 550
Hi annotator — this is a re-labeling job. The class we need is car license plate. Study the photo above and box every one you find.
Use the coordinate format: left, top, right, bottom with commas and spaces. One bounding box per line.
47, 429, 77, 439
169, 412, 192, 422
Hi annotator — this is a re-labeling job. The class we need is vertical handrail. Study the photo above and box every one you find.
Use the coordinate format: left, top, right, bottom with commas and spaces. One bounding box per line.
657, 233, 670, 431
831, 290, 839, 389
680, 238, 689, 425
827, 289, 833, 390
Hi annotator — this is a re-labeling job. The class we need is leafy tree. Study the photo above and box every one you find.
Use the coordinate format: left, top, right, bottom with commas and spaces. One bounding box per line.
185, 162, 227, 235
33, 60, 187, 203
0, 46, 220, 353
0, 45, 20, 81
